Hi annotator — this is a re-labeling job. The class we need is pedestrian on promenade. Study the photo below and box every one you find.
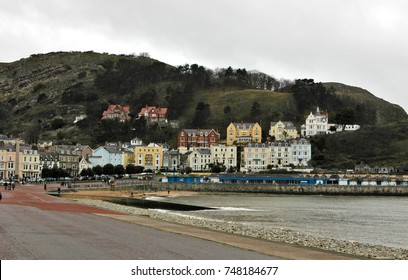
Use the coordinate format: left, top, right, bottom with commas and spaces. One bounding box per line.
44, 183, 47, 191
0, 191, 2, 201
12, 183, 15, 190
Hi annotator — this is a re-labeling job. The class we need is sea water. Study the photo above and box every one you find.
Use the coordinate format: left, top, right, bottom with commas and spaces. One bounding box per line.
155, 194, 408, 249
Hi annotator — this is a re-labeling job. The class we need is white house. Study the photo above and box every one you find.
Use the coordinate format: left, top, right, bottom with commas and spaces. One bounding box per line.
301, 107, 329, 137
79, 157, 93, 174
131, 137, 144, 146
187, 148, 211, 171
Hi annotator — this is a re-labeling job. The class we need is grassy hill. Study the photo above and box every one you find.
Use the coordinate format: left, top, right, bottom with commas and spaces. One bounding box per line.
0, 51, 407, 169
310, 120, 408, 169
182, 89, 295, 136
324, 82, 407, 124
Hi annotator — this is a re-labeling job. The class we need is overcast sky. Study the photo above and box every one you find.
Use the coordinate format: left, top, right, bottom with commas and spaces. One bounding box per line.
1, 0, 407, 113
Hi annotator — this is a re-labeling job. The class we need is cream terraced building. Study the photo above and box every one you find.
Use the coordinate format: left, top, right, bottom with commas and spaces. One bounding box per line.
0, 144, 41, 180
242, 143, 270, 172
210, 144, 237, 170
242, 139, 312, 172
21, 146, 41, 180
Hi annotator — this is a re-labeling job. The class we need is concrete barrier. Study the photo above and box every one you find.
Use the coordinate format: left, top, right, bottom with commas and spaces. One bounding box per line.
126, 182, 408, 196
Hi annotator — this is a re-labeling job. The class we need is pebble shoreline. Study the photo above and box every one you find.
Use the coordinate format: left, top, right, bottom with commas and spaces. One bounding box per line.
76, 199, 408, 260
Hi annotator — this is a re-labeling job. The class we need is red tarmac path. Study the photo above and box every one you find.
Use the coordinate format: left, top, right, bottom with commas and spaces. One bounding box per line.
0, 184, 121, 214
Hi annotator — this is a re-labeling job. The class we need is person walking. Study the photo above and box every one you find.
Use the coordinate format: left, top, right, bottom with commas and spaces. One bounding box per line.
0, 191, 2, 201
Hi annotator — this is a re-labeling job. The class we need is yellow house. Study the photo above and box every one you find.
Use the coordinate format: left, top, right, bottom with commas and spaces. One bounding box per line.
134, 143, 163, 171
226, 122, 262, 145
269, 121, 298, 140
122, 150, 135, 167
21, 146, 41, 180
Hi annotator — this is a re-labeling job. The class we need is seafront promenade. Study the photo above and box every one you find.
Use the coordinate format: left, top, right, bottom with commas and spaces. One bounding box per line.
0, 184, 361, 260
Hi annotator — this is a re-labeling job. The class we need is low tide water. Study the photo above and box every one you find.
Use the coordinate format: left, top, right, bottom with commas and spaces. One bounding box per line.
155, 194, 408, 249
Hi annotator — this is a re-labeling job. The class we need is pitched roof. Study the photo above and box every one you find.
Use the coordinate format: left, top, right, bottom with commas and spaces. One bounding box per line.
181, 128, 219, 135
270, 121, 296, 127
192, 148, 211, 155
139, 105, 168, 116
103, 104, 130, 114
104, 146, 122, 154
101, 104, 131, 120
232, 122, 259, 129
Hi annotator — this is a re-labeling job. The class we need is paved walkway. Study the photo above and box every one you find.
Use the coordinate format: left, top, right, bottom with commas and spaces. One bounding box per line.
0, 184, 362, 260
102, 213, 361, 260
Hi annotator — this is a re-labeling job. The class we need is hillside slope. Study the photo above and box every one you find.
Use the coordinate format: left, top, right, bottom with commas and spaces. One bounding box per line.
324, 82, 407, 124
310, 120, 408, 169
0, 51, 407, 168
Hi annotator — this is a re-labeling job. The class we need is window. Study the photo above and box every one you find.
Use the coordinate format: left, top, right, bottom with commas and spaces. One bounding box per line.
145, 155, 153, 166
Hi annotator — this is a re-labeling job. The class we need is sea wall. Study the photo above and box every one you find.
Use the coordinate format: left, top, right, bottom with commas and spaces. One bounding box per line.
131, 182, 408, 196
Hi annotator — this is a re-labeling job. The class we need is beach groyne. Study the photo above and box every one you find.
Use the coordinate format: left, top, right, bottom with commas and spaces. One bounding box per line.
54, 192, 213, 211
130, 182, 408, 196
